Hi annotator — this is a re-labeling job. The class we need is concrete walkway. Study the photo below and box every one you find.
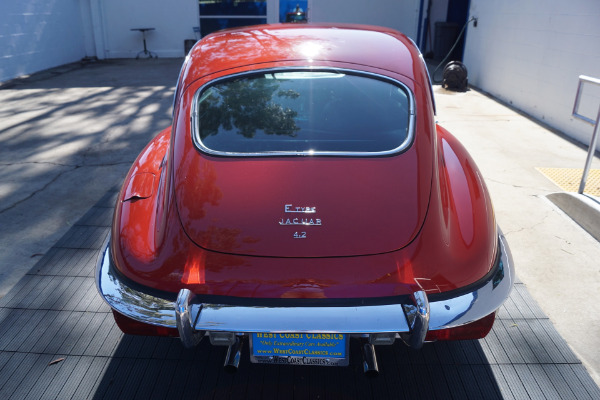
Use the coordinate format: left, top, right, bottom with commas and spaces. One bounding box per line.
0, 58, 180, 298
0, 58, 599, 390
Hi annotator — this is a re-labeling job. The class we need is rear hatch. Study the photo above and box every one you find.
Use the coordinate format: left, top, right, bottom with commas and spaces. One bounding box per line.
174, 69, 431, 257
174, 153, 431, 257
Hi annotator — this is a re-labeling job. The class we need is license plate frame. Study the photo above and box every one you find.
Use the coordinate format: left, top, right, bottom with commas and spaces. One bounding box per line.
249, 332, 349, 366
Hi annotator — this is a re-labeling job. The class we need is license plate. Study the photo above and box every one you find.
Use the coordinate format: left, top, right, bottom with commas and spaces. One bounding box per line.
250, 333, 349, 366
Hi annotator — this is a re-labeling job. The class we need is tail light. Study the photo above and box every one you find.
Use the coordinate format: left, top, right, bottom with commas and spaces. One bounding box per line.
112, 310, 179, 337
425, 311, 496, 342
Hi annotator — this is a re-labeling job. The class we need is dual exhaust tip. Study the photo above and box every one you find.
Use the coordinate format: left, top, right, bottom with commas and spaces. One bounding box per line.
223, 336, 244, 374
218, 334, 380, 377
176, 288, 428, 377
362, 341, 379, 378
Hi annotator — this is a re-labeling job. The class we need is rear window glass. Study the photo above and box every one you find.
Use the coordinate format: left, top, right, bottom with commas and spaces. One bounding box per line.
193, 70, 413, 156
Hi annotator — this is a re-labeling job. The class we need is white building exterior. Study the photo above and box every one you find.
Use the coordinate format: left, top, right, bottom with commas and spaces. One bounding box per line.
0, 0, 423, 82
309, 0, 422, 39
463, 0, 600, 151
1, 0, 89, 82
97, 0, 199, 59
1, 0, 598, 150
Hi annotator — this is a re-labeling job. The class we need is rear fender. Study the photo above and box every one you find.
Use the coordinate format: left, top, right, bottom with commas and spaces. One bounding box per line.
411, 124, 497, 293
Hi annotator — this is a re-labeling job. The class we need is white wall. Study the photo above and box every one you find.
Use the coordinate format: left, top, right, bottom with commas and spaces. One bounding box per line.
98, 0, 198, 59
309, 0, 422, 40
464, 0, 600, 151
0, 0, 89, 82
0, 0, 428, 82
0, 0, 199, 82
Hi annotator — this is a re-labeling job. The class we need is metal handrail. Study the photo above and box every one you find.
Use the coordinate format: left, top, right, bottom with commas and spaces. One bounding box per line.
572, 75, 600, 194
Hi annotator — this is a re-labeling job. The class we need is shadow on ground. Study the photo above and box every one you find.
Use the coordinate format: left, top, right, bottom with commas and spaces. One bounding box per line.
91, 335, 503, 400
0, 58, 183, 297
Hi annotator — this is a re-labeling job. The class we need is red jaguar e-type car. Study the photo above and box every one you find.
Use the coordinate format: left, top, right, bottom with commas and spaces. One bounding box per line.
96, 24, 514, 373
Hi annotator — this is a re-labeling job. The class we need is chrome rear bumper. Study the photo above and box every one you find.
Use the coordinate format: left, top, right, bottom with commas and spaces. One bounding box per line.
96, 232, 514, 349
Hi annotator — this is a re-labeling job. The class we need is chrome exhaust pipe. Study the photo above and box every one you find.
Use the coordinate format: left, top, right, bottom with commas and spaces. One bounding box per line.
361, 341, 379, 377
223, 336, 244, 373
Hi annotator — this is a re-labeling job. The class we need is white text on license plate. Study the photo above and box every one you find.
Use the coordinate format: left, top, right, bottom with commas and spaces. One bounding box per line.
250, 333, 348, 366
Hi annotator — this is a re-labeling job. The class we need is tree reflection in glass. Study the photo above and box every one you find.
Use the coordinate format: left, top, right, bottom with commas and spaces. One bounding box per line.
196, 71, 410, 154
198, 77, 300, 140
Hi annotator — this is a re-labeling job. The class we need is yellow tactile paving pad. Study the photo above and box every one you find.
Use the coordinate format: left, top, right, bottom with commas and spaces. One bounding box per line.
536, 167, 600, 196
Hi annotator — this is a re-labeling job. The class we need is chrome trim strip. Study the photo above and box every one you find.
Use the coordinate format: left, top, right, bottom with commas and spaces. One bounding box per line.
190, 67, 416, 158
96, 231, 514, 341
172, 54, 190, 118
406, 36, 436, 115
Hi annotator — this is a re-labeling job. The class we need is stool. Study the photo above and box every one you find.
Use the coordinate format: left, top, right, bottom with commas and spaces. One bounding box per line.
131, 28, 157, 59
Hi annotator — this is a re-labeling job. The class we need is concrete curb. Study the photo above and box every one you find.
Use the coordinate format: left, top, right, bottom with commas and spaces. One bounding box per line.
548, 192, 600, 242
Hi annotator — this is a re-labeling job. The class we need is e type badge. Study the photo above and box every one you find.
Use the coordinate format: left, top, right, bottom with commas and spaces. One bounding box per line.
279, 203, 321, 238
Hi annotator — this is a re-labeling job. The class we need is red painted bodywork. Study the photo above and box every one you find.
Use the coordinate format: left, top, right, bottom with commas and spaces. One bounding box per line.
111, 24, 496, 300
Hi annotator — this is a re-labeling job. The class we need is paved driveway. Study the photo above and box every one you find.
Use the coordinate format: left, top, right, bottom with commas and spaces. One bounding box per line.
0, 58, 599, 396
0, 59, 180, 298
